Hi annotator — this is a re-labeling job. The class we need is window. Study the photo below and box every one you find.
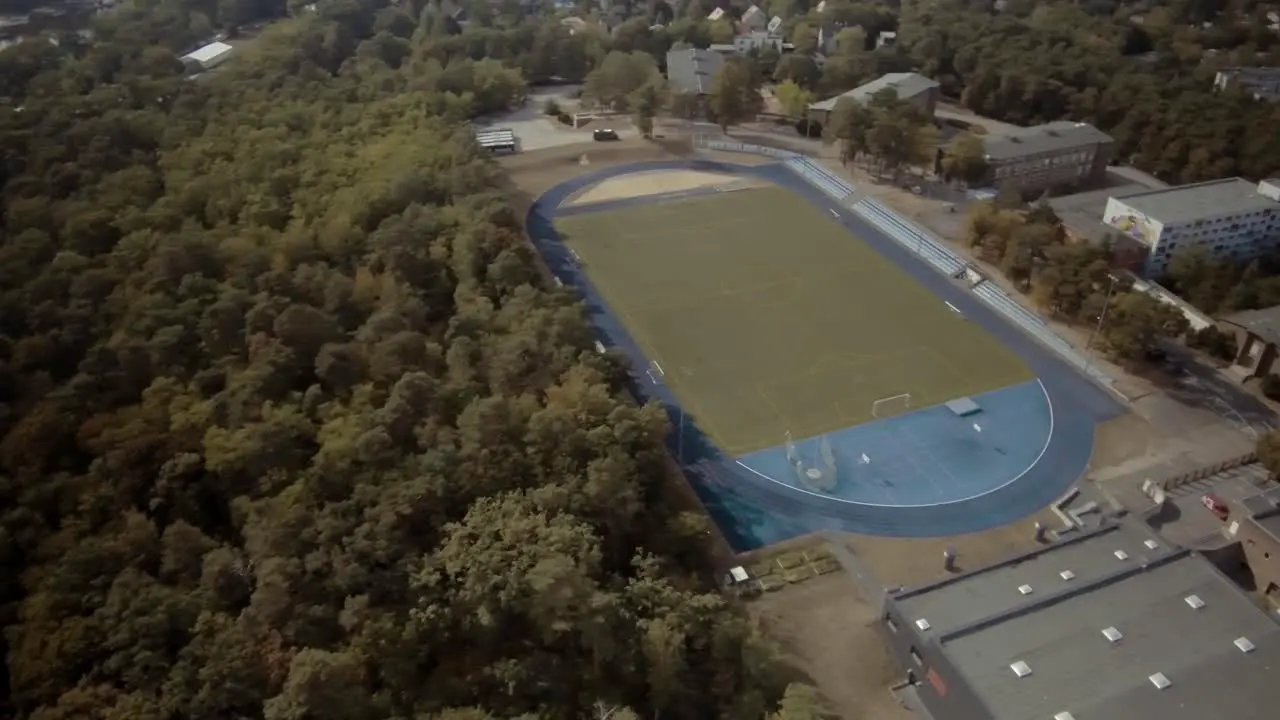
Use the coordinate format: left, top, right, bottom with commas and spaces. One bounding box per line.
910, 647, 924, 667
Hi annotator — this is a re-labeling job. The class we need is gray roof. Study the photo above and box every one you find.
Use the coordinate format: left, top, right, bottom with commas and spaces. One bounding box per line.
1109, 177, 1279, 226
666, 48, 723, 95
981, 121, 1113, 162
941, 555, 1280, 719
892, 522, 1280, 720
809, 72, 940, 111
894, 523, 1165, 633
1222, 305, 1280, 346
1049, 184, 1149, 243
1242, 486, 1280, 543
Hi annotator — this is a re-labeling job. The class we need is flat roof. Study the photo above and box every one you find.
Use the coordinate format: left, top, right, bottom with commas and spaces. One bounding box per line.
182, 41, 233, 64
942, 555, 1280, 719
1242, 486, 1280, 543
981, 120, 1112, 161
1110, 177, 1278, 225
894, 523, 1165, 633
1223, 305, 1280, 346
809, 72, 939, 111
892, 522, 1280, 719
666, 48, 723, 95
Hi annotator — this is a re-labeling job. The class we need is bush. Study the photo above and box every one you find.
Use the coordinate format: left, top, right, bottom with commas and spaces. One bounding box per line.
1261, 374, 1280, 401
543, 98, 560, 115
1187, 326, 1238, 361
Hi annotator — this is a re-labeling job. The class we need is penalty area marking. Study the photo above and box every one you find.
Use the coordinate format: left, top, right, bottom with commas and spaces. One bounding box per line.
732, 379, 1056, 508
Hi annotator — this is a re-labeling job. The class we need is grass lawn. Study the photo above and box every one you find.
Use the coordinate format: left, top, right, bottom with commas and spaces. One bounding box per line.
555, 185, 1032, 456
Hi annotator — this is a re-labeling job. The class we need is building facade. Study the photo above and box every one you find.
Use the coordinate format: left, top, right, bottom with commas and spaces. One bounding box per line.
979, 121, 1113, 197
1102, 178, 1280, 276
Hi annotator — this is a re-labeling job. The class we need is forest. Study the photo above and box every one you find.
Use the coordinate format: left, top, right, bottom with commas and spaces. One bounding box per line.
0, 1, 829, 719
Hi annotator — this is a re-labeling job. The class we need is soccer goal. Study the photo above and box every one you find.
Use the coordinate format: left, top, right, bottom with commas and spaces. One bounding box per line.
871, 393, 912, 418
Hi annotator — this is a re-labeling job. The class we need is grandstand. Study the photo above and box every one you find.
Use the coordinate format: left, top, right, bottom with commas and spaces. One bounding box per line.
476, 128, 517, 153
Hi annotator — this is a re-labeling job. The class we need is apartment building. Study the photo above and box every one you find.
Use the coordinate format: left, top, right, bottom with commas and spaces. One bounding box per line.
979, 121, 1113, 196
1214, 66, 1280, 103
1102, 178, 1280, 276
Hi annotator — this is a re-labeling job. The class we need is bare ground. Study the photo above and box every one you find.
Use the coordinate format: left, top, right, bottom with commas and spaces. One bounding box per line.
749, 573, 912, 720
839, 509, 1062, 590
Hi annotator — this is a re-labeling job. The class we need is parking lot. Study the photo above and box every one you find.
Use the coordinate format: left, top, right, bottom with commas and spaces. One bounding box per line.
475, 85, 637, 152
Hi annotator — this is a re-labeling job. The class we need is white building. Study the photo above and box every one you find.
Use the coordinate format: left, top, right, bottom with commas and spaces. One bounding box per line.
181, 41, 234, 71
1102, 178, 1280, 275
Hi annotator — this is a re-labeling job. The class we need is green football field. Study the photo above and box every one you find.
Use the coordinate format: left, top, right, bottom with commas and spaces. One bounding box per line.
555, 186, 1032, 456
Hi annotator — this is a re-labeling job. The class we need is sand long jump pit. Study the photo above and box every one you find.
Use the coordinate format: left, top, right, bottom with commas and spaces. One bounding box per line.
566, 169, 764, 206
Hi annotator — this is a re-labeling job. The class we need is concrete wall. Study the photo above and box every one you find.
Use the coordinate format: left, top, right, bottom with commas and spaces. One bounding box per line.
1237, 516, 1280, 601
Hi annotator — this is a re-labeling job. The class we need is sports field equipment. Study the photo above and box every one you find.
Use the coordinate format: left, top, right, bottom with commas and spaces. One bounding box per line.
871, 393, 912, 418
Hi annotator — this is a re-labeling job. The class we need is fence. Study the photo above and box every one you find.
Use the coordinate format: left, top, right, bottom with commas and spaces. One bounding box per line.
1160, 452, 1260, 492
691, 136, 1121, 396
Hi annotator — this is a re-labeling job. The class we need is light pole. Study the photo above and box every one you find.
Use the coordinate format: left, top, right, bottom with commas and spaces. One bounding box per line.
1084, 273, 1120, 373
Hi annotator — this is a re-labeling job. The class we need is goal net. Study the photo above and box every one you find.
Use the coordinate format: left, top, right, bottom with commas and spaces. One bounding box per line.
871, 393, 912, 418
784, 432, 836, 492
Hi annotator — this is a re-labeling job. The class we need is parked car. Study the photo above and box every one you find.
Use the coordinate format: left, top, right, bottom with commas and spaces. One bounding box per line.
1201, 493, 1230, 520
593, 128, 620, 141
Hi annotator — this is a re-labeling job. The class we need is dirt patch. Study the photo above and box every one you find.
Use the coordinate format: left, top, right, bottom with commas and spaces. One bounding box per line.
568, 170, 746, 205
749, 573, 912, 720
842, 510, 1061, 590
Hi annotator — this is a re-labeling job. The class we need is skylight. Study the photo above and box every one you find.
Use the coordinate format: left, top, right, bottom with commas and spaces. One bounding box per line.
1235, 637, 1256, 653
1102, 627, 1123, 643
1059, 570, 1075, 581
1185, 594, 1205, 609
1010, 661, 1032, 678
1149, 672, 1171, 689
1114, 550, 1129, 560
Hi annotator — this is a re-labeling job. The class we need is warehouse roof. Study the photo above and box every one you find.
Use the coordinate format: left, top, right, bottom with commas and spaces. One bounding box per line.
981, 121, 1112, 161
666, 48, 724, 95
1109, 177, 1278, 226
808, 72, 939, 111
890, 522, 1280, 720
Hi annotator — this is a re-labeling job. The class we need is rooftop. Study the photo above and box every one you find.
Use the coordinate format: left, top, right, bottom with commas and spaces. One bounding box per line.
1242, 486, 1280, 543
1049, 183, 1150, 243
981, 121, 1113, 162
666, 48, 724, 95
892, 522, 1280, 719
182, 41, 233, 65
894, 522, 1166, 633
1112, 177, 1279, 226
1222, 305, 1280, 346
809, 72, 939, 112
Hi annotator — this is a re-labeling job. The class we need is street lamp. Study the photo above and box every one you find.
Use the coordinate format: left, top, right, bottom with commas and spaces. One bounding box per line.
1084, 273, 1120, 373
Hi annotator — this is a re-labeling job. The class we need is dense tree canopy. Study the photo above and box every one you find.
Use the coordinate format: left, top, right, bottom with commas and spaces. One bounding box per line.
0, 2, 814, 718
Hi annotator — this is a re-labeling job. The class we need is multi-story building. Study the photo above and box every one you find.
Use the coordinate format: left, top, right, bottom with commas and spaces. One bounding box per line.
1213, 66, 1280, 103
979, 121, 1113, 197
1102, 178, 1280, 276
807, 72, 940, 126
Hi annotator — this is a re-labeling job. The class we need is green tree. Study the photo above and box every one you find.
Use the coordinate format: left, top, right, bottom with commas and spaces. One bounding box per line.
776, 79, 814, 118
1099, 292, 1190, 361
708, 58, 763, 132
941, 132, 989, 186
583, 51, 662, 111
